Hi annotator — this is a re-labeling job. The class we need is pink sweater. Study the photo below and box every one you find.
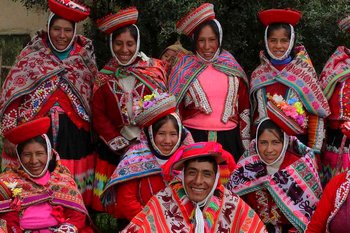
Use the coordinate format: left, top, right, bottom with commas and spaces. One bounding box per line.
183, 64, 237, 130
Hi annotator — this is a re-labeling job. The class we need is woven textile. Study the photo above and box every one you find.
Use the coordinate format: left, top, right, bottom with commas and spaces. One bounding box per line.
228, 137, 322, 232
258, 9, 301, 27
338, 16, 350, 33
97, 7, 138, 35
122, 179, 266, 233
176, 3, 215, 36
251, 45, 330, 118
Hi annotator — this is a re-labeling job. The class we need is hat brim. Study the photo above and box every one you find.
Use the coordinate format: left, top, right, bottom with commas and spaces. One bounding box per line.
171, 152, 225, 171
48, 0, 90, 22
258, 9, 302, 27
3, 117, 51, 145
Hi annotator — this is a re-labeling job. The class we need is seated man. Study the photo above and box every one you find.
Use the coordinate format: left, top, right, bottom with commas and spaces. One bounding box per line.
122, 142, 266, 233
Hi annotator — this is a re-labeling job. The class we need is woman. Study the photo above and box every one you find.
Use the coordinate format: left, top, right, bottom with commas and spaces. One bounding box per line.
250, 9, 330, 154
168, 3, 250, 162
319, 15, 350, 185
0, 117, 93, 232
227, 117, 322, 232
0, 0, 97, 206
100, 92, 193, 229
93, 7, 167, 210
306, 170, 350, 232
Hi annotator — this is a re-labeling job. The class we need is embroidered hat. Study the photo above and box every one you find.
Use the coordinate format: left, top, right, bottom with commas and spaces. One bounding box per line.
258, 9, 302, 27
176, 3, 215, 36
338, 15, 350, 33
266, 94, 307, 136
133, 90, 176, 127
3, 117, 51, 145
97, 7, 139, 34
48, 0, 90, 22
162, 142, 235, 176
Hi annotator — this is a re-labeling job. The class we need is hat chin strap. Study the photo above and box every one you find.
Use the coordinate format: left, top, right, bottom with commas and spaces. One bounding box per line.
264, 24, 295, 61
195, 19, 222, 63
16, 134, 52, 178
109, 24, 140, 66
47, 13, 77, 53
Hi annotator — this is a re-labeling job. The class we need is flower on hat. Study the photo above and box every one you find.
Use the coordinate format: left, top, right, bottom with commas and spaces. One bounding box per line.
267, 93, 307, 128
133, 89, 169, 116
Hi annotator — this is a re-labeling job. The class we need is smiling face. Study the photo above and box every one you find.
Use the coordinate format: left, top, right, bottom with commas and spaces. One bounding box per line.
267, 27, 291, 59
184, 160, 216, 203
19, 141, 48, 176
49, 18, 74, 51
196, 25, 219, 60
112, 29, 137, 64
257, 129, 283, 164
154, 119, 179, 155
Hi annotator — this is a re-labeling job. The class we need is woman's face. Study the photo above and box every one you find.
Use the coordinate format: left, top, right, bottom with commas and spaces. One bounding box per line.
196, 25, 219, 60
20, 142, 48, 176
49, 18, 74, 50
154, 119, 179, 155
112, 29, 137, 64
267, 27, 290, 59
257, 129, 283, 164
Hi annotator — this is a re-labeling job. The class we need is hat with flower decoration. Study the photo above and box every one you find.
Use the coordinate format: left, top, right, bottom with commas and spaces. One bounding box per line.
266, 93, 308, 136
133, 90, 176, 127
97, 7, 139, 35
338, 15, 350, 33
48, 0, 90, 22
3, 117, 51, 145
258, 9, 302, 27
176, 3, 215, 36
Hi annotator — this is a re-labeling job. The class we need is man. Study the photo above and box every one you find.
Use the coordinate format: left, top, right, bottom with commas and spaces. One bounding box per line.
122, 142, 266, 233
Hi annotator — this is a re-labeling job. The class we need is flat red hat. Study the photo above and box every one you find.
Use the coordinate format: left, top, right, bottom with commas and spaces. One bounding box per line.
3, 117, 51, 145
258, 9, 302, 27
97, 7, 138, 35
176, 3, 216, 36
48, 0, 90, 22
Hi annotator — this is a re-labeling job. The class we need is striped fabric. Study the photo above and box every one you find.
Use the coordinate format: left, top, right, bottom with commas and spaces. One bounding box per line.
122, 180, 266, 233
176, 3, 215, 36
338, 15, 350, 33
97, 7, 138, 34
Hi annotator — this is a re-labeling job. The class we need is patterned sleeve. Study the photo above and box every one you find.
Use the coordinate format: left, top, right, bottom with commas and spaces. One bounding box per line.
307, 114, 325, 153
238, 79, 251, 151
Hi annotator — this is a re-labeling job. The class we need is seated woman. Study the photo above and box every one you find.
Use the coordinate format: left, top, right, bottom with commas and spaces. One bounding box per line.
227, 112, 323, 232
100, 91, 193, 228
0, 117, 93, 232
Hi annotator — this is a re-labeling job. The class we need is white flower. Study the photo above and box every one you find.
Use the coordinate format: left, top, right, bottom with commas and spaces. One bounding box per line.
4, 181, 18, 190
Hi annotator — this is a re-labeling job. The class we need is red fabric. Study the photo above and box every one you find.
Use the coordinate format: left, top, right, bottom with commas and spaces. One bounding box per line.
92, 79, 154, 143
115, 175, 165, 220
37, 88, 89, 131
305, 172, 347, 233
258, 9, 302, 27
244, 151, 299, 226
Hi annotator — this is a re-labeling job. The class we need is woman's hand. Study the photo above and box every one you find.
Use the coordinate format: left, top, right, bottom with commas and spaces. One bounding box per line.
3, 138, 16, 157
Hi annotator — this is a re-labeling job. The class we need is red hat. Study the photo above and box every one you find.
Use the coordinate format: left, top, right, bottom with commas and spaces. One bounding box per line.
134, 90, 176, 127
338, 16, 350, 33
97, 7, 139, 35
3, 117, 51, 145
267, 101, 306, 136
161, 142, 236, 179
258, 9, 302, 27
176, 3, 215, 36
48, 0, 90, 22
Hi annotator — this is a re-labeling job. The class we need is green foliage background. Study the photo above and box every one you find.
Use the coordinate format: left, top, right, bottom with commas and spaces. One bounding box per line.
11, 0, 350, 74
